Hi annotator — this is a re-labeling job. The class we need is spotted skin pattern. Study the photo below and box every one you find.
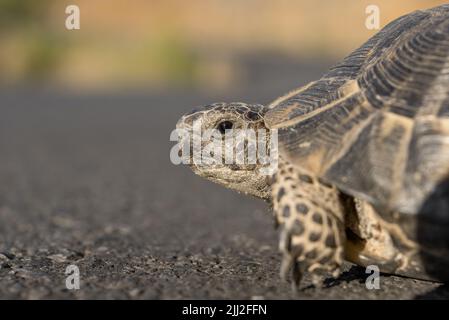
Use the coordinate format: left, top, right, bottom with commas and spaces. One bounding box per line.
271, 158, 345, 287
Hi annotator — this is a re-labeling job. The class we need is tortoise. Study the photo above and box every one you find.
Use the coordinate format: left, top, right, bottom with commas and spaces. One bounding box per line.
175, 4, 449, 287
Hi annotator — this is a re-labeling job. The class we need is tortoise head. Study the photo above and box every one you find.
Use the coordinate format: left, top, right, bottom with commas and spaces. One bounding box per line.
175, 102, 276, 200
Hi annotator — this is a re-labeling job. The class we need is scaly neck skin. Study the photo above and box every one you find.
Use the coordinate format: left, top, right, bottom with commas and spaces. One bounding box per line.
234, 178, 271, 201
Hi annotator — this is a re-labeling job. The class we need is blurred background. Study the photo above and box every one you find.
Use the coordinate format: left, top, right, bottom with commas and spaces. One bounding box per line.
1, 1, 449, 299
0, 0, 446, 92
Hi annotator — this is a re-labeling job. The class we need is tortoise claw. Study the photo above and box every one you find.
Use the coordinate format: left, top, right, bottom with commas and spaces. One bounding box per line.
280, 252, 293, 282
292, 261, 303, 291
279, 228, 304, 290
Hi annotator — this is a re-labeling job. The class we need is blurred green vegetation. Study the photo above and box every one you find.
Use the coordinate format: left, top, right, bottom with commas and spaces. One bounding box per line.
148, 35, 197, 85
0, 0, 200, 87
22, 33, 66, 80
0, 0, 47, 26
0, 0, 65, 81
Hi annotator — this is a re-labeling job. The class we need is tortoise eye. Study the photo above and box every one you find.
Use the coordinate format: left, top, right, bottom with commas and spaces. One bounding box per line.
217, 121, 233, 134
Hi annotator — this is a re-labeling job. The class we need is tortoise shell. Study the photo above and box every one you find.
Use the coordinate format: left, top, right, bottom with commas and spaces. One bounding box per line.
265, 5, 449, 217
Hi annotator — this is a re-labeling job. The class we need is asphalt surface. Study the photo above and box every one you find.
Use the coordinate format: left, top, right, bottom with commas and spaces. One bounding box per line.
1, 62, 449, 299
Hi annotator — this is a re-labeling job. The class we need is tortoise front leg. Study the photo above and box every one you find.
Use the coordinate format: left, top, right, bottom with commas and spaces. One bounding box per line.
270, 158, 346, 289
